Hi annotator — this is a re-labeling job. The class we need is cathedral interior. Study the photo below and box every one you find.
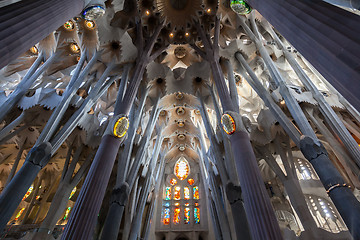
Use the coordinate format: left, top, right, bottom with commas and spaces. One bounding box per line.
0, 0, 360, 239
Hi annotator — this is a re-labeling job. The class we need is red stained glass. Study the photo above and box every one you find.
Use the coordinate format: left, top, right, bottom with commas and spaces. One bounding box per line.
170, 178, 177, 185
187, 178, 194, 185
174, 207, 180, 224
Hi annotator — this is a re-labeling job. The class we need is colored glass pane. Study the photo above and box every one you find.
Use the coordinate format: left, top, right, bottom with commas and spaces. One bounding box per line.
174, 207, 180, 224
194, 207, 200, 224
184, 207, 190, 224
163, 208, 170, 225
174, 157, 190, 180
163, 202, 170, 207
14, 208, 25, 221
193, 186, 199, 199
185, 203, 189, 206
165, 187, 171, 200
187, 178, 194, 185
170, 178, 177, 185
175, 202, 180, 206
22, 185, 34, 201
63, 207, 71, 220
195, 202, 199, 206
69, 187, 77, 199
36, 195, 40, 200
174, 186, 181, 200
184, 186, 190, 200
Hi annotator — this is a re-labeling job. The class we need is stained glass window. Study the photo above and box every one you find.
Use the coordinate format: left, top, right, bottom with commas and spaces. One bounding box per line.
184, 207, 190, 224
175, 202, 180, 207
184, 186, 190, 200
63, 207, 71, 220
163, 202, 170, 207
194, 207, 200, 224
22, 185, 34, 201
163, 208, 170, 225
174, 157, 190, 180
170, 178, 177, 185
185, 203, 189, 206
193, 186, 199, 199
187, 178, 194, 185
69, 187, 77, 199
165, 187, 171, 200
174, 207, 180, 224
174, 186, 181, 200
195, 202, 199, 206
14, 208, 25, 221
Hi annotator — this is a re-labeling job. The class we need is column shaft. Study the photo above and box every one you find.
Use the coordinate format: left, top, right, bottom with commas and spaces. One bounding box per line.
0, 0, 84, 69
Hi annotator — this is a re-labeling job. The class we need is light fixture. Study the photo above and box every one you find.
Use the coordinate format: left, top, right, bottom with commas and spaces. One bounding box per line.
81, 5, 105, 20
169, 33, 174, 38
185, 32, 190, 37
145, 10, 150, 16
206, 8, 211, 13
113, 116, 129, 138
70, 43, 80, 54
29, 46, 38, 54
221, 113, 236, 135
63, 20, 75, 30
85, 20, 96, 29
230, 0, 251, 15
175, 92, 184, 100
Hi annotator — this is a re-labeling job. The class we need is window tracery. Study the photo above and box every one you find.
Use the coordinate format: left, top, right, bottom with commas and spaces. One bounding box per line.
305, 195, 347, 233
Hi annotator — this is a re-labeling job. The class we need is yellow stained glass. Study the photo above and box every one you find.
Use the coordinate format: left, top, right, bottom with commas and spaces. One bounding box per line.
69, 187, 77, 199
22, 185, 34, 201
174, 157, 190, 180
174, 207, 180, 224
174, 186, 181, 200
184, 186, 190, 200
14, 208, 25, 221
187, 178, 194, 185
63, 207, 71, 220
170, 178, 177, 185
193, 186, 199, 199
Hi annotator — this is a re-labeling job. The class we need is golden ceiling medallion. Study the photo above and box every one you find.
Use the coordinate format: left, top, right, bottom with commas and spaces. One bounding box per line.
113, 116, 129, 138
221, 113, 236, 135
176, 107, 185, 115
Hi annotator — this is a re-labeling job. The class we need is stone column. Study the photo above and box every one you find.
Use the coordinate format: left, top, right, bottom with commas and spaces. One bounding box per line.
0, 0, 85, 69
0, 142, 52, 231
300, 136, 360, 239
245, 0, 360, 111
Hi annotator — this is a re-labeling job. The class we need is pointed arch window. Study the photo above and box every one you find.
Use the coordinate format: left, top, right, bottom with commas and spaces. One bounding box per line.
174, 157, 190, 180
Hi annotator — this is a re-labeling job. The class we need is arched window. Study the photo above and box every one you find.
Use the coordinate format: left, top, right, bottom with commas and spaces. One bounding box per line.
294, 158, 318, 180
161, 157, 201, 227
305, 195, 347, 233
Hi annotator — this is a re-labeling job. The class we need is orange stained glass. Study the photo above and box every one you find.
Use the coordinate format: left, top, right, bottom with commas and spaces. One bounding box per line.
174, 157, 190, 180
184, 186, 190, 200
187, 178, 194, 185
184, 207, 190, 224
195, 202, 199, 206
175, 202, 180, 206
165, 187, 171, 200
170, 178, 177, 185
22, 185, 34, 201
174, 207, 180, 224
193, 186, 199, 199
185, 203, 189, 206
163, 208, 170, 225
174, 186, 181, 200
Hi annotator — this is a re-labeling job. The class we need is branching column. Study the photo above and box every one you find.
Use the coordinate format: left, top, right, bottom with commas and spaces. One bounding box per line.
245, 0, 360, 112
192, 16, 282, 239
